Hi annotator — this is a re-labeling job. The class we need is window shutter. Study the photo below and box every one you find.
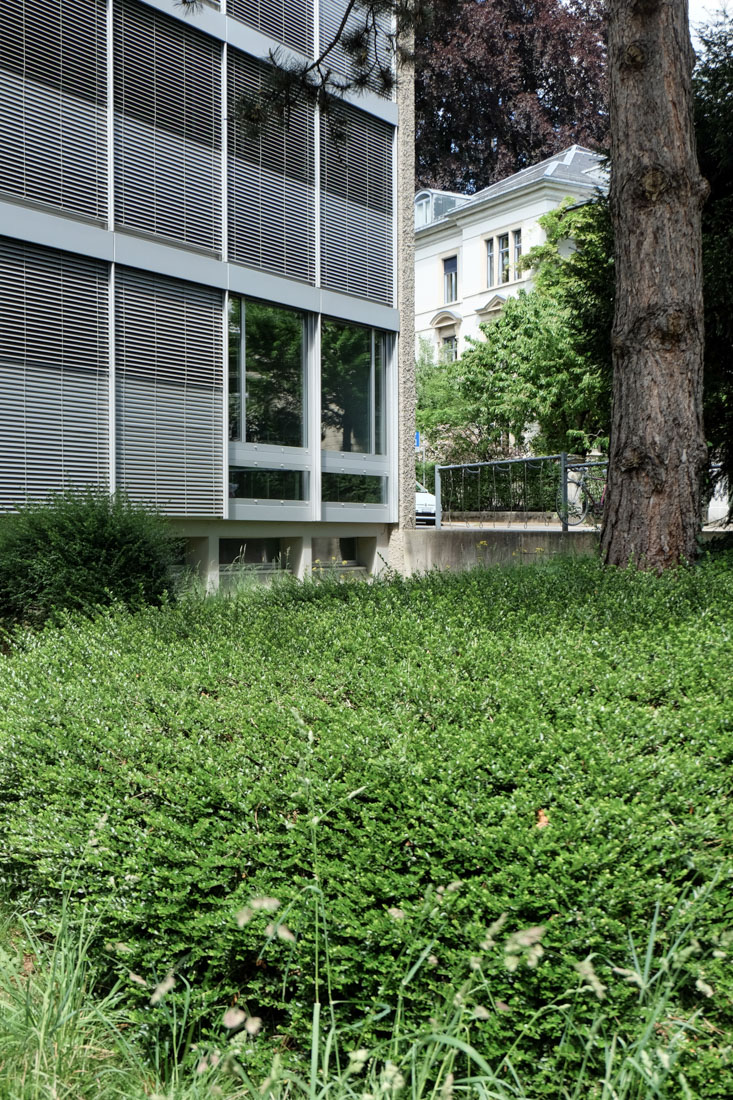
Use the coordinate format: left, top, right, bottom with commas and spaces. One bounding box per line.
0, 238, 109, 511
319, 0, 392, 97
0, 0, 107, 220
228, 0, 312, 56
115, 268, 224, 518
227, 49, 315, 284
114, 0, 222, 252
320, 105, 394, 305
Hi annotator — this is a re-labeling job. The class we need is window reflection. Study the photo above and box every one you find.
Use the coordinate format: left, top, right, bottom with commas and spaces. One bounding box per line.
321, 319, 372, 453
321, 473, 385, 503
321, 319, 386, 454
228, 298, 305, 447
229, 467, 307, 500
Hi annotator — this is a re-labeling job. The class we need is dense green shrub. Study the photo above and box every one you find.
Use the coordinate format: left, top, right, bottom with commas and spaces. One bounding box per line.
0, 489, 182, 624
0, 558, 731, 1096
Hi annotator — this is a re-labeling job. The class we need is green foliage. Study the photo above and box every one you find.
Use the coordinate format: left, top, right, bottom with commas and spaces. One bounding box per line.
415, 339, 496, 467
455, 197, 613, 457
695, 14, 733, 500
0, 489, 182, 625
0, 900, 251, 1098
0, 560, 732, 1097
0, 894, 717, 1100
458, 291, 602, 455
523, 195, 615, 388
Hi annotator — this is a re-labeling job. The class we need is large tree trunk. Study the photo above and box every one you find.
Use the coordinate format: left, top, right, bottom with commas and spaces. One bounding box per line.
601, 0, 708, 570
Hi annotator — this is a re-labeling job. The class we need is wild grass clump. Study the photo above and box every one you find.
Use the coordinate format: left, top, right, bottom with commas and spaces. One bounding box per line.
0, 556, 731, 1096
0, 489, 182, 625
0, 888, 722, 1099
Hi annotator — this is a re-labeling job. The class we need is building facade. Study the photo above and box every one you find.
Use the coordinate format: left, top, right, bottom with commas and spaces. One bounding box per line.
1, 0, 412, 584
415, 146, 606, 365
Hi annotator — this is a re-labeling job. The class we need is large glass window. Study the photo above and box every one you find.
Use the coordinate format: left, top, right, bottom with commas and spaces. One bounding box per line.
513, 229, 522, 276
321, 319, 386, 454
443, 255, 457, 302
321, 473, 385, 504
486, 239, 494, 288
229, 467, 307, 500
228, 298, 305, 447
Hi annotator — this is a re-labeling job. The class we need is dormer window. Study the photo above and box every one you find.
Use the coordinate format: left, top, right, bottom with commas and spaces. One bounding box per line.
415, 194, 431, 228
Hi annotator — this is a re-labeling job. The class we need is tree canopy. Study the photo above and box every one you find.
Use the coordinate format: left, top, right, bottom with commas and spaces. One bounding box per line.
415, 0, 608, 191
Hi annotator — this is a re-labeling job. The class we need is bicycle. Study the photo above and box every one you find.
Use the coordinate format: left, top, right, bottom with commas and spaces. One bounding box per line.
556, 463, 607, 525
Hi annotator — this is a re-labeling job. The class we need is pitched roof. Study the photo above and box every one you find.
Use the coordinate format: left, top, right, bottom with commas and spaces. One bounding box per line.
416, 146, 606, 230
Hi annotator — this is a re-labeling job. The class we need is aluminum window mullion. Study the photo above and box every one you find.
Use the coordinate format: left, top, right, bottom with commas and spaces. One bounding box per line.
310, 313, 321, 522
370, 328, 375, 455
240, 297, 247, 442
222, 288, 230, 517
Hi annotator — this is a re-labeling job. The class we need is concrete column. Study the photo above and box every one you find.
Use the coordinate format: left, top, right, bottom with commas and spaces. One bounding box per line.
389, 30, 416, 573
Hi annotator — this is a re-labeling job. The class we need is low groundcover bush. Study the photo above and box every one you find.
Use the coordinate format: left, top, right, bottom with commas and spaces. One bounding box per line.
0, 557, 731, 1096
0, 488, 181, 624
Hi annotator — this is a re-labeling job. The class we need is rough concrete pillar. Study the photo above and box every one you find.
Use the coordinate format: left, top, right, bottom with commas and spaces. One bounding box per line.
388, 28, 416, 574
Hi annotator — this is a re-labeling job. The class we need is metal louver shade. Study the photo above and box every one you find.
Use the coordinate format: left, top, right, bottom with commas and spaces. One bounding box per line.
0, 238, 109, 511
227, 49, 315, 284
115, 267, 224, 518
320, 104, 394, 305
114, 0, 222, 252
0, 0, 107, 221
229, 0, 312, 56
319, 0, 393, 97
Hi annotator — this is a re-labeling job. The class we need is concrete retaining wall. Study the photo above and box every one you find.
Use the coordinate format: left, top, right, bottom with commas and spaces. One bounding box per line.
401, 527, 600, 574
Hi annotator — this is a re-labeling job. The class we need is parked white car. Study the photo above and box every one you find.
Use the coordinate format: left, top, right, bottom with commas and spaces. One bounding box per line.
416, 481, 436, 526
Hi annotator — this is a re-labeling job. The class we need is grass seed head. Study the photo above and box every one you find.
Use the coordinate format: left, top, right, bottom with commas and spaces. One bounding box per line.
250, 897, 280, 912
223, 1007, 247, 1029
150, 971, 175, 1005
574, 957, 607, 1000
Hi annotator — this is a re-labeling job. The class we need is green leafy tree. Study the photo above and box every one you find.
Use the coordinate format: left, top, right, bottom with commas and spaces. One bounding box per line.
458, 291, 603, 455
415, 339, 497, 468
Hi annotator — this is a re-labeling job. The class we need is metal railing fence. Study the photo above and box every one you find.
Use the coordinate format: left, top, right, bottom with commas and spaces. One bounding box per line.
435, 454, 608, 532
435, 455, 731, 531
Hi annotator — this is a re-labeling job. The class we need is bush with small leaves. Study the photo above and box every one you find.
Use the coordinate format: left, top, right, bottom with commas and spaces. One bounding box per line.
0, 489, 182, 625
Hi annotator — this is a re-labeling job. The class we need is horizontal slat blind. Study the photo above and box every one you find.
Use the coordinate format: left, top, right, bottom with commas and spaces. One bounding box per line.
319, 0, 392, 97
0, 0, 107, 220
114, 0, 222, 252
115, 268, 224, 517
0, 238, 109, 511
321, 105, 394, 304
228, 49, 315, 284
229, 0, 312, 56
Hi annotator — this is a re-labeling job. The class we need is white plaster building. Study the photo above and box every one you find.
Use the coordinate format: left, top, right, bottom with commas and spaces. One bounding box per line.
0, 0, 413, 585
415, 146, 606, 364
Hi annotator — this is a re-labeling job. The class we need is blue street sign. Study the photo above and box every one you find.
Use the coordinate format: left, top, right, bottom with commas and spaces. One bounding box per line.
415, 430, 420, 449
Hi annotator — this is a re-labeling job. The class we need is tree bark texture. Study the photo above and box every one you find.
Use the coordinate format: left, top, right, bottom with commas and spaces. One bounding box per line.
601, 0, 708, 570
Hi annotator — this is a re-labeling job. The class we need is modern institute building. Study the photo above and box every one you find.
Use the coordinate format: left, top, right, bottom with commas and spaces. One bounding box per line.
1, 0, 414, 584
415, 145, 606, 366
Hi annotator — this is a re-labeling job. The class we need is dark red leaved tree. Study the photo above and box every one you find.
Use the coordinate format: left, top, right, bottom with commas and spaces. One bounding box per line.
415, 0, 609, 193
